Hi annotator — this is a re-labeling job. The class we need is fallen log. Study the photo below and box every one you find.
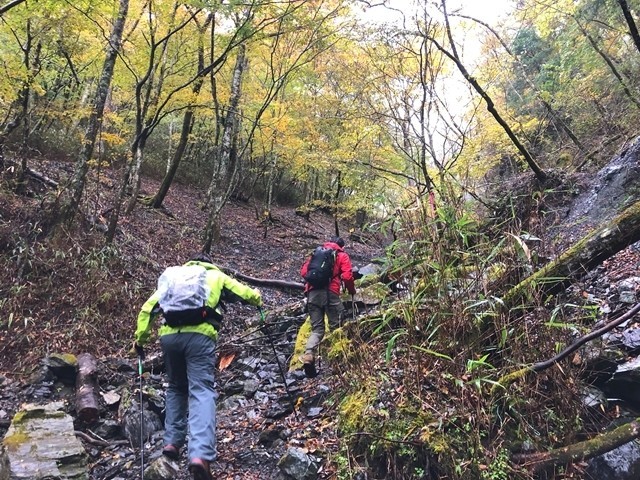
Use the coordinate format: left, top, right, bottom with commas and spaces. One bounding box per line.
221, 267, 304, 290
501, 199, 640, 310
75, 353, 100, 424
512, 417, 640, 472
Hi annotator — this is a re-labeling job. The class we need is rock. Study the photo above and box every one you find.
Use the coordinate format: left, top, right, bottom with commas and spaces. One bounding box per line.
306, 407, 323, 418
586, 439, 640, 479
277, 447, 319, 480
581, 385, 607, 409
143, 455, 179, 480
94, 419, 121, 440
0, 402, 88, 479
101, 390, 121, 408
619, 291, 637, 304
604, 357, 640, 406
620, 327, 640, 352
356, 263, 381, 278
119, 388, 163, 448
44, 353, 78, 385
243, 378, 261, 397
258, 424, 286, 447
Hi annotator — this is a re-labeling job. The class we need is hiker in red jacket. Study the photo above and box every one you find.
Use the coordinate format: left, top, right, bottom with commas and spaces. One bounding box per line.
300, 236, 356, 377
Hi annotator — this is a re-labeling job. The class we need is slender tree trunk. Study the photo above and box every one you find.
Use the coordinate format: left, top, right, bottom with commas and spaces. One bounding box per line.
437, 0, 547, 182
55, 0, 129, 227
147, 17, 208, 209
203, 44, 247, 252
575, 17, 640, 110
618, 0, 640, 55
458, 13, 590, 163
105, 135, 146, 243
0, 0, 27, 15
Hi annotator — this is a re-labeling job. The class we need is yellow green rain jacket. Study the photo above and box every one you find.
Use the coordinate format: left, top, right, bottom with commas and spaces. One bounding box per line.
135, 260, 262, 346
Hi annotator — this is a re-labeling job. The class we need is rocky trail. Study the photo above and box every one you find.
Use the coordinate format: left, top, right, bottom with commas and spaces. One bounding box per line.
0, 158, 383, 479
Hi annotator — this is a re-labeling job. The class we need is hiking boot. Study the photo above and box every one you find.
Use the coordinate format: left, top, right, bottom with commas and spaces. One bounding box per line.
189, 458, 213, 480
301, 352, 317, 378
162, 444, 180, 460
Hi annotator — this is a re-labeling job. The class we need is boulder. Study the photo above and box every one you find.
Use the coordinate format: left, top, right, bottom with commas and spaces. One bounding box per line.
277, 447, 319, 480
0, 401, 88, 479
586, 439, 640, 480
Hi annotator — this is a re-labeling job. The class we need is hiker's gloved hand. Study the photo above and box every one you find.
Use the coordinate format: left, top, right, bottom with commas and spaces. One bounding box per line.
132, 341, 145, 360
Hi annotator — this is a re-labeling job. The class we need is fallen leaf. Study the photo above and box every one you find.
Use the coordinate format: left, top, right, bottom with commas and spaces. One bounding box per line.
218, 353, 237, 371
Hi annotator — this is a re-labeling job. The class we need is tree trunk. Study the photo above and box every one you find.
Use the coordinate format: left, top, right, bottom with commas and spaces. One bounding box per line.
618, 0, 640, 55
203, 44, 247, 251
437, 0, 547, 182
456, 13, 591, 164
55, 0, 129, 227
501, 199, 640, 311
75, 353, 100, 424
147, 17, 208, 209
0, 0, 27, 15
575, 17, 640, 110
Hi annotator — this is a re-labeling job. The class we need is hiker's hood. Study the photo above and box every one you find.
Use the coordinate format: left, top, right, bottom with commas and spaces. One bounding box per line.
323, 241, 344, 252
184, 260, 221, 271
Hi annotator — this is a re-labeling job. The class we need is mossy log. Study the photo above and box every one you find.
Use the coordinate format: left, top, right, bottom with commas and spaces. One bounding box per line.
512, 417, 640, 472
501, 199, 640, 310
75, 353, 100, 424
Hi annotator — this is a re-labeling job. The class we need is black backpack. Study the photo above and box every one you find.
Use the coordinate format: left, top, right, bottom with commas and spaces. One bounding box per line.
303, 246, 337, 288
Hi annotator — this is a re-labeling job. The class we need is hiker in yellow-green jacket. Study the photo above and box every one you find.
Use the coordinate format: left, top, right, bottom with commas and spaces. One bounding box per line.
133, 253, 262, 480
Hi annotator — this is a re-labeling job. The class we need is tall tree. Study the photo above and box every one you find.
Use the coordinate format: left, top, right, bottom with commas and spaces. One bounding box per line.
146, 13, 211, 209
55, 0, 130, 227
433, 0, 547, 182
203, 43, 247, 252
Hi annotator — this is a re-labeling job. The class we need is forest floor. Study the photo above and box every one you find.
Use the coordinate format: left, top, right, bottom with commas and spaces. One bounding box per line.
0, 156, 385, 479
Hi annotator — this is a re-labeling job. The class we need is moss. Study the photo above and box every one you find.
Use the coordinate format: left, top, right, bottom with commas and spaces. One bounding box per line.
51, 353, 78, 366
338, 389, 375, 434
2, 431, 29, 451
325, 327, 351, 361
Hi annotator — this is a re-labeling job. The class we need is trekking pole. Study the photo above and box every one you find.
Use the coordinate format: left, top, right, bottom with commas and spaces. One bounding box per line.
351, 294, 356, 321
258, 306, 298, 420
137, 352, 145, 479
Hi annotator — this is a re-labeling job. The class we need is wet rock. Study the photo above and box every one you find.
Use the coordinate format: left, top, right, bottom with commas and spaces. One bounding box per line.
94, 419, 121, 440
265, 402, 293, 419
143, 455, 179, 480
259, 424, 286, 447
619, 327, 640, 353
0, 401, 88, 479
277, 447, 319, 480
222, 380, 245, 396
586, 439, 640, 480
572, 341, 625, 385
581, 385, 607, 409
306, 407, 323, 418
236, 357, 261, 372
44, 353, 78, 385
119, 388, 163, 448
219, 394, 248, 411
243, 378, 261, 397
604, 357, 640, 405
